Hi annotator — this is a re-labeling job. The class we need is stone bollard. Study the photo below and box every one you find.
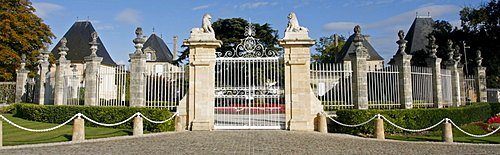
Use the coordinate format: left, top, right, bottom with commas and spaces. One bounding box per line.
72, 118, 85, 142
133, 116, 143, 136
374, 118, 385, 139
175, 115, 183, 131
317, 113, 327, 133
442, 122, 453, 142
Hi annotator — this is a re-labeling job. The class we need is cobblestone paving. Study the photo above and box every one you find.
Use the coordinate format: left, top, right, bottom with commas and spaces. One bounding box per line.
0, 131, 498, 154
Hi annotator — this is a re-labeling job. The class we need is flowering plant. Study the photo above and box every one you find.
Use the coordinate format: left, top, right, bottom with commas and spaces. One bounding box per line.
487, 116, 500, 124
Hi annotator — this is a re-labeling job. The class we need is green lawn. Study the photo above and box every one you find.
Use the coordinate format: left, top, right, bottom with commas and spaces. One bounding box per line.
1, 114, 145, 146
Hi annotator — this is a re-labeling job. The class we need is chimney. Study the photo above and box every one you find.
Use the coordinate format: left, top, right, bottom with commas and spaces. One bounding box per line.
173, 36, 178, 61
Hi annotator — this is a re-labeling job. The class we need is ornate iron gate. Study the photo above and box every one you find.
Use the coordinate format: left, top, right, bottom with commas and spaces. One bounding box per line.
214, 24, 284, 129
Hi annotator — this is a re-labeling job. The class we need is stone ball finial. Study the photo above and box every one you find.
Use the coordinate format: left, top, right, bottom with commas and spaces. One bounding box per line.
354, 25, 361, 34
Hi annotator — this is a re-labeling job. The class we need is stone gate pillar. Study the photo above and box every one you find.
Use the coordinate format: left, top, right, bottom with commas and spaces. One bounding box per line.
425, 35, 443, 108
394, 30, 413, 109
443, 40, 462, 107
15, 55, 29, 103
34, 43, 51, 105
181, 13, 222, 131
54, 37, 71, 105
84, 32, 103, 106
349, 25, 370, 110
129, 27, 147, 107
278, 12, 319, 131
474, 50, 487, 102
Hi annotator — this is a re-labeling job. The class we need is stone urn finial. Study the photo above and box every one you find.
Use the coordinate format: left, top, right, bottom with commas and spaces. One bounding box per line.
396, 30, 408, 56
89, 31, 100, 57
476, 50, 483, 67
58, 37, 69, 59
427, 35, 438, 58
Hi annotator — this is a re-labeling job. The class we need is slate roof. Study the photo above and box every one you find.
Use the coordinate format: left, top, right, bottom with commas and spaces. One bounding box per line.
398, 16, 435, 55
142, 33, 174, 62
51, 21, 117, 66
336, 34, 384, 63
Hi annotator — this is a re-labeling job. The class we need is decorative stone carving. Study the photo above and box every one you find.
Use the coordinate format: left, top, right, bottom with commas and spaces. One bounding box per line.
353, 25, 368, 54
446, 39, 454, 60
58, 37, 68, 59
133, 27, 147, 54
426, 35, 438, 58
476, 50, 483, 67
454, 45, 462, 63
190, 13, 214, 34
286, 12, 308, 32
89, 31, 100, 56
396, 30, 408, 56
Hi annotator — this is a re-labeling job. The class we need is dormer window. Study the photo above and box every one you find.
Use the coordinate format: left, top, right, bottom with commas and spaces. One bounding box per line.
143, 47, 156, 61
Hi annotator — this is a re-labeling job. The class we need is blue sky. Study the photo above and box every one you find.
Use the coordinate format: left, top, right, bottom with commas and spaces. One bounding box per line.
31, 0, 481, 65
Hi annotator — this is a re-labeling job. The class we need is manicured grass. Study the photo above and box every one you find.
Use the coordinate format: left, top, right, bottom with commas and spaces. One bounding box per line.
385, 136, 500, 144
1, 114, 145, 146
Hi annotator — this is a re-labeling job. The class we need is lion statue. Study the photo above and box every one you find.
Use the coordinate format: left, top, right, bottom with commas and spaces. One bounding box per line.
191, 13, 214, 34
286, 12, 308, 32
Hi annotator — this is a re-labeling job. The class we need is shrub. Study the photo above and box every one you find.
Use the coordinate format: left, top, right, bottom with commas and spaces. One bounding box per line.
11, 103, 174, 132
332, 103, 491, 134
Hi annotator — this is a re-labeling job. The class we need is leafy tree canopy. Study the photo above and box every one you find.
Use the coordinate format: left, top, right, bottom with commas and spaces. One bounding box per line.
0, 0, 55, 81
312, 34, 346, 63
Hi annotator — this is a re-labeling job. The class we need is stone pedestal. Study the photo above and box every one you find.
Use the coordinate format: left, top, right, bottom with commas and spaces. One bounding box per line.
54, 59, 70, 105
182, 33, 221, 131
84, 56, 103, 106
474, 67, 487, 102
278, 31, 319, 132
445, 63, 461, 107
394, 53, 413, 109
426, 58, 443, 108
15, 69, 29, 103
350, 52, 369, 109
35, 61, 50, 105
129, 53, 147, 107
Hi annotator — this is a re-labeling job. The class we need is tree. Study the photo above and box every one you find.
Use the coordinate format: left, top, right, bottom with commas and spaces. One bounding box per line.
459, 0, 500, 88
312, 34, 346, 63
0, 0, 55, 81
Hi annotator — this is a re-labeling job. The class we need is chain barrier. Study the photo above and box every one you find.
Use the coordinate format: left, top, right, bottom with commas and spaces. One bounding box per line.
380, 115, 445, 132
321, 111, 377, 127
449, 119, 500, 137
0, 112, 178, 132
0, 114, 79, 132
140, 112, 178, 124
321, 111, 500, 137
80, 112, 140, 127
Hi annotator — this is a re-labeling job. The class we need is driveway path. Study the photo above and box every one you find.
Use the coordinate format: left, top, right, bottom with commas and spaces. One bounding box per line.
0, 131, 498, 154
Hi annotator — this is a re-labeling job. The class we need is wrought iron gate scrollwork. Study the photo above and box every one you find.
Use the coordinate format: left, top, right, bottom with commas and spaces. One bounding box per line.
214, 23, 284, 129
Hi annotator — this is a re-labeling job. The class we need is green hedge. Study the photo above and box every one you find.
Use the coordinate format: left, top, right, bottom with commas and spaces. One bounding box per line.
489, 102, 500, 116
11, 103, 174, 132
332, 103, 492, 134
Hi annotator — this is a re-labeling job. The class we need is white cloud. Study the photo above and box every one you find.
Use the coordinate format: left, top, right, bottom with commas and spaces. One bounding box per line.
32, 3, 64, 18
323, 5, 461, 32
96, 24, 114, 30
236, 2, 276, 10
114, 8, 142, 25
192, 4, 215, 10
323, 22, 361, 32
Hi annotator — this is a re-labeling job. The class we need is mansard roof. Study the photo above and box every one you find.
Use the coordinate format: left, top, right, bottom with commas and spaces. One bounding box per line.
336, 34, 384, 63
142, 33, 173, 62
51, 21, 117, 66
